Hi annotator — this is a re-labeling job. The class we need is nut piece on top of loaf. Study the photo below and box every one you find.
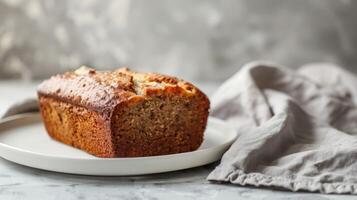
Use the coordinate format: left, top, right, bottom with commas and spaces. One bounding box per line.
37, 66, 210, 158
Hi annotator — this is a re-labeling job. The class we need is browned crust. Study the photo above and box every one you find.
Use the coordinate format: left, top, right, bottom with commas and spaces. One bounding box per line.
39, 96, 115, 157
37, 66, 210, 158
37, 67, 202, 114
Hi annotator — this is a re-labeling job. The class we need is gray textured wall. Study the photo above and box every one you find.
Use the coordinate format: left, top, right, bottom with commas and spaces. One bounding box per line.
0, 0, 356, 81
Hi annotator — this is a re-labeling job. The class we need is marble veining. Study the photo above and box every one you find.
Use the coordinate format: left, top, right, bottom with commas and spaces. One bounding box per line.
0, 159, 353, 200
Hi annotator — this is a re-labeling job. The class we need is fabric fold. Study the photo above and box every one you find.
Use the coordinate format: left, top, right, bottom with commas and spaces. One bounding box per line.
208, 61, 357, 194
1, 98, 38, 119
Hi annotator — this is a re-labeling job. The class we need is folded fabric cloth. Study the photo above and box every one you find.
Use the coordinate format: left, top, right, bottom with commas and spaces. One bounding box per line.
207, 61, 357, 194
1, 98, 38, 119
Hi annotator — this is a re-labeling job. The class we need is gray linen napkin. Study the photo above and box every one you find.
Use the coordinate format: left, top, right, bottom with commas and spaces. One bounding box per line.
1, 98, 38, 119
207, 61, 357, 194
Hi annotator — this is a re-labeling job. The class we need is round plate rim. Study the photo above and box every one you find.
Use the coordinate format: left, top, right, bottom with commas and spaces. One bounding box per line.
0, 113, 237, 175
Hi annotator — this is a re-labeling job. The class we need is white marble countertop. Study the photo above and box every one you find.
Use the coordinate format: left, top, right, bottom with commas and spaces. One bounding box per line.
0, 80, 353, 200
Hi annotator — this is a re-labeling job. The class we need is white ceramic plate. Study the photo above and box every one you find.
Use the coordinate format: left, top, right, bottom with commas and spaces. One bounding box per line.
0, 113, 236, 176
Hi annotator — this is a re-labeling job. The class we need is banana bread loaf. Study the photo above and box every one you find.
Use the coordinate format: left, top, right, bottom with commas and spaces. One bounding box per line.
37, 66, 210, 158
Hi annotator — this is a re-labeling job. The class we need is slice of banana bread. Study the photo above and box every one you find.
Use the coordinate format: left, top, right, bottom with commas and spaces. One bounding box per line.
37, 66, 210, 157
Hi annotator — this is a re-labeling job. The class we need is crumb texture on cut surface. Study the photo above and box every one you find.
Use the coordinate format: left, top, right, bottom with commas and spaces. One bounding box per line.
37, 66, 210, 157
111, 93, 208, 157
